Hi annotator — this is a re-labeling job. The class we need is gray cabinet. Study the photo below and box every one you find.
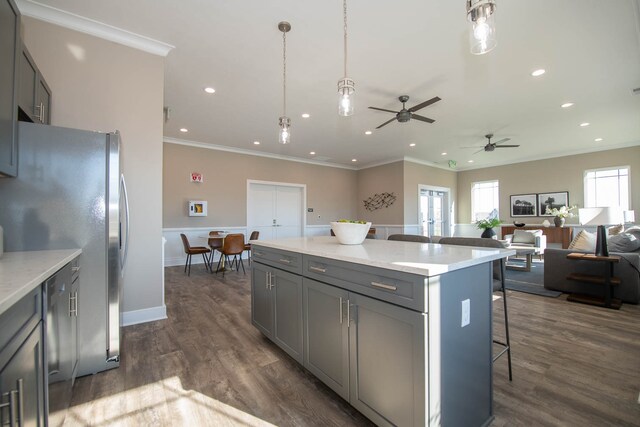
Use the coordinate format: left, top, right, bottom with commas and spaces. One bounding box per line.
251, 262, 303, 363
47, 258, 80, 427
0, 285, 45, 427
303, 278, 425, 426
18, 44, 51, 125
0, 0, 20, 176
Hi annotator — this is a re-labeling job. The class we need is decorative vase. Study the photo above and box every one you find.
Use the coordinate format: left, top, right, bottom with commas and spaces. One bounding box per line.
481, 228, 496, 239
554, 216, 565, 227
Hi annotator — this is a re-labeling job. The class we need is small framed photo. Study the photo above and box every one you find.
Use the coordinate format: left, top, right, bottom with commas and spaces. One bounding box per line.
538, 191, 569, 216
510, 194, 537, 217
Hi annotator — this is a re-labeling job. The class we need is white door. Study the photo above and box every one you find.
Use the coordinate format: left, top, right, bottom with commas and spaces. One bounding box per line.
419, 186, 450, 238
248, 182, 304, 240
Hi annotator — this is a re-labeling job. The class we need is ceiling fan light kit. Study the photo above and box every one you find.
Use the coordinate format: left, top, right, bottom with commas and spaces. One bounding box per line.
467, 0, 497, 55
338, 0, 355, 117
278, 21, 291, 144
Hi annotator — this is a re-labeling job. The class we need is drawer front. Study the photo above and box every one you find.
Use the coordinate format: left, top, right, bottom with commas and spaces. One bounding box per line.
0, 286, 42, 359
251, 246, 302, 275
304, 255, 427, 312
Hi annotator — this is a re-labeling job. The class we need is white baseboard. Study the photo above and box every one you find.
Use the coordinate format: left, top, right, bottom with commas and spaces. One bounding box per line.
122, 305, 167, 327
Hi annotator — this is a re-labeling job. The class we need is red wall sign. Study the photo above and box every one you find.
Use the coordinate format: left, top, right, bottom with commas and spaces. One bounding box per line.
190, 172, 203, 183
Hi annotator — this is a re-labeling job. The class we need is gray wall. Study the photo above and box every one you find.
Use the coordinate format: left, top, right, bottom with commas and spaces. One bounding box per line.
356, 161, 405, 224
456, 146, 640, 225
404, 161, 458, 225
23, 18, 165, 316
163, 142, 358, 228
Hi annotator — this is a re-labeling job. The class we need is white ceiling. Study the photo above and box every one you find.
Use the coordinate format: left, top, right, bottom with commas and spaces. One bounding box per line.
20, 0, 640, 170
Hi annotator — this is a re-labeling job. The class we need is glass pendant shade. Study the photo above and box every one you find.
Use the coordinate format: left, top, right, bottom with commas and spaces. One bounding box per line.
338, 78, 355, 116
278, 116, 290, 144
467, 0, 497, 55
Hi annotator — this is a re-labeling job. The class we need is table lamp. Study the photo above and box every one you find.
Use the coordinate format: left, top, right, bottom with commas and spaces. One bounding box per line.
578, 207, 624, 256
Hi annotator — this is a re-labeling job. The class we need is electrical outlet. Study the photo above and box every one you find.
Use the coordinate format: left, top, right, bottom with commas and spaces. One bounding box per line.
461, 299, 470, 327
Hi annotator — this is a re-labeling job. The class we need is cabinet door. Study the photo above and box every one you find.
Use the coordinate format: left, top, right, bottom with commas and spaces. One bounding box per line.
18, 45, 36, 122
35, 76, 51, 125
0, 0, 19, 176
303, 278, 349, 400
349, 293, 426, 427
0, 323, 45, 427
251, 263, 273, 337
272, 269, 303, 363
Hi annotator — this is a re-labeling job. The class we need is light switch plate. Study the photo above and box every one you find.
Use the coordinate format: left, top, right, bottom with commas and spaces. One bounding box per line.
461, 299, 470, 327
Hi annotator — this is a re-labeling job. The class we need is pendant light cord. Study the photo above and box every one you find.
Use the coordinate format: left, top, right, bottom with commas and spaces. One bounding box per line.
282, 30, 287, 116
343, 0, 348, 78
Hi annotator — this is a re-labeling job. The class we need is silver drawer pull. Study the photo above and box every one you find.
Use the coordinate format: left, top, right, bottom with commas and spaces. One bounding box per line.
253, 251, 264, 257
72, 266, 80, 273
278, 258, 292, 264
309, 266, 326, 273
371, 281, 397, 291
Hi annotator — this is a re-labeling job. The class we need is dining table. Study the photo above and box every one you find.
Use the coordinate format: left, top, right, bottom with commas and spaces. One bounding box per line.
202, 232, 229, 272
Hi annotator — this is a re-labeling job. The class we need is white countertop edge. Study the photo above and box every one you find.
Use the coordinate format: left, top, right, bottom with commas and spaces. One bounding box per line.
0, 249, 82, 316
253, 237, 516, 276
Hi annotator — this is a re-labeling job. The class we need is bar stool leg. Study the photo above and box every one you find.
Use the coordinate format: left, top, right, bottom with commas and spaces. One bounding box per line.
497, 259, 513, 381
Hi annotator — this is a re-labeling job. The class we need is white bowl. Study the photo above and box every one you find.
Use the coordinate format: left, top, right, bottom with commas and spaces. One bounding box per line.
330, 221, 372, 245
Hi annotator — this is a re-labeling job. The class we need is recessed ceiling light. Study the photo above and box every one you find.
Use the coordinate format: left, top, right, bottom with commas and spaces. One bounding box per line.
352, 158, 357, 162
179, 128, 188, 133
580, 122, 590, 127
409, 143, 416, 147
253, 141, 260, 145
594, 138, 603, 142
302, 113, 310, 118
468, 160, 474, 163
561, 102, 574, 108
204, 87, 215, 94
441, 152, 447, 156
310, 151, 315, 155
365, 131, 372, 135
531, 69, 546, 77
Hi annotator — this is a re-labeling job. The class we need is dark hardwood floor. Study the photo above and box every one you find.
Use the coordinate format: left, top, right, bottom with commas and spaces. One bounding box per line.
63, 263, 640, 426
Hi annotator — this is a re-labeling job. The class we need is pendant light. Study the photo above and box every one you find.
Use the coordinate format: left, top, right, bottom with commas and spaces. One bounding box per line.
467, 0, 497, 55
278, 21, 291, 144
337, 0, 354, 116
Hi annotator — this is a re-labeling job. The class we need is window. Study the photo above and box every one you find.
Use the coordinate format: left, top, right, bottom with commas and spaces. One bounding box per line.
471, 180, 499, 221
584, 167, 629, 210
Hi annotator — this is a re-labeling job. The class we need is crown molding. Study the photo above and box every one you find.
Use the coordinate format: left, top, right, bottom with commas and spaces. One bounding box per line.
163, 137, 358, 170
16, 0, 174, 57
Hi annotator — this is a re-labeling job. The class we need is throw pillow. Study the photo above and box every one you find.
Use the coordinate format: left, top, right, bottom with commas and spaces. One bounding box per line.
568, 230, 597, 252
608, 224, 623, 236
512, 229, 542, 244
608, 232, 640, 253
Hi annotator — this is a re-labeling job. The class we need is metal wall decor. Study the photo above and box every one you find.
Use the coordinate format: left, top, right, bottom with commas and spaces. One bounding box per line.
363, 192, 396, 211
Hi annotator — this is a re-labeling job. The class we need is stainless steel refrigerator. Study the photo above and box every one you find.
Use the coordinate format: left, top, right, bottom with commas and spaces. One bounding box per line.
0, 121, 129, 377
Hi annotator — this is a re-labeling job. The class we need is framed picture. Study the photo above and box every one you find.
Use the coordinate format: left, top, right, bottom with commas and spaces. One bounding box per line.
510, 194, 537, 217
538, 191, 569, 216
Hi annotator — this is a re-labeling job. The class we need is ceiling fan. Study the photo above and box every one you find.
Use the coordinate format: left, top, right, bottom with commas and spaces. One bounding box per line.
368, 95, 441, 129
473, 134, 519, 154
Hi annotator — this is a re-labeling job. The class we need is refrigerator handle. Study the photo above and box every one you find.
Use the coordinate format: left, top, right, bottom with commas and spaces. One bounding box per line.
120, 174, 130, 275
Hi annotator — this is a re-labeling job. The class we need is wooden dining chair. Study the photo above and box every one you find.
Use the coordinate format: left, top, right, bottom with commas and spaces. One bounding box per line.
243, 231, 259, 264
180, 233, 211, 276
216, 233, 246, 277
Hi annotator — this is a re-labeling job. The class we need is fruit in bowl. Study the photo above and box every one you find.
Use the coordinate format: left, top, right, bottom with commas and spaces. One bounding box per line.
330, 220, 372, 245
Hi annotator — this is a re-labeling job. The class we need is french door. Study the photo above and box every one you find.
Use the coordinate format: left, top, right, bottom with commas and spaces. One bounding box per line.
247, 181, 305, 240
419, 186, 450, 237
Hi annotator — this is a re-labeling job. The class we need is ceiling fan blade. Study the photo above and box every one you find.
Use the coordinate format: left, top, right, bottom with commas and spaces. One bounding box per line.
473, 147, 487, 154
494, 144, 520, 148
410, 113, 435, 123
408, 96, 441, 113
460, 145, 484, 149
368, 107, 399, 114
493, 138, 511, 145
376, 117, 398, 129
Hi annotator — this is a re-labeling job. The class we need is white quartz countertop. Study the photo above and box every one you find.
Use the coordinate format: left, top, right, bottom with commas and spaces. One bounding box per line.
253, 236, 516, 276
0, 249, 82, 316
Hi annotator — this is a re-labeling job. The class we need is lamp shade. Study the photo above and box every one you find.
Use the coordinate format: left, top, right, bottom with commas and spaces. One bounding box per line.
578, 207, 624, 226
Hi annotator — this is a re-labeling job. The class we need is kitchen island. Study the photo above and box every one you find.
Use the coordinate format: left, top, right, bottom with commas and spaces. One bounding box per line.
250, 236, 514, 427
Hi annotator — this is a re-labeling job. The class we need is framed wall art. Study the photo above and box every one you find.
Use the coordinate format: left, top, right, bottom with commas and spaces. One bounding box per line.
510, 194, 537, 217
538, 191, 569, 216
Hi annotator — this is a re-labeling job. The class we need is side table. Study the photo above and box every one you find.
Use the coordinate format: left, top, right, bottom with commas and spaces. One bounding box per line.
565, 253, 622, 309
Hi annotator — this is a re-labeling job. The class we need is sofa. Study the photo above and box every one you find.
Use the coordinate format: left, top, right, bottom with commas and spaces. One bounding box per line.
544, 245, 640, 304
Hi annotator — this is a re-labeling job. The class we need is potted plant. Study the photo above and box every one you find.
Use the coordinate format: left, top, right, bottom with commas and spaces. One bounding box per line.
546, 205, 577, 227
476, 217, 503, 238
